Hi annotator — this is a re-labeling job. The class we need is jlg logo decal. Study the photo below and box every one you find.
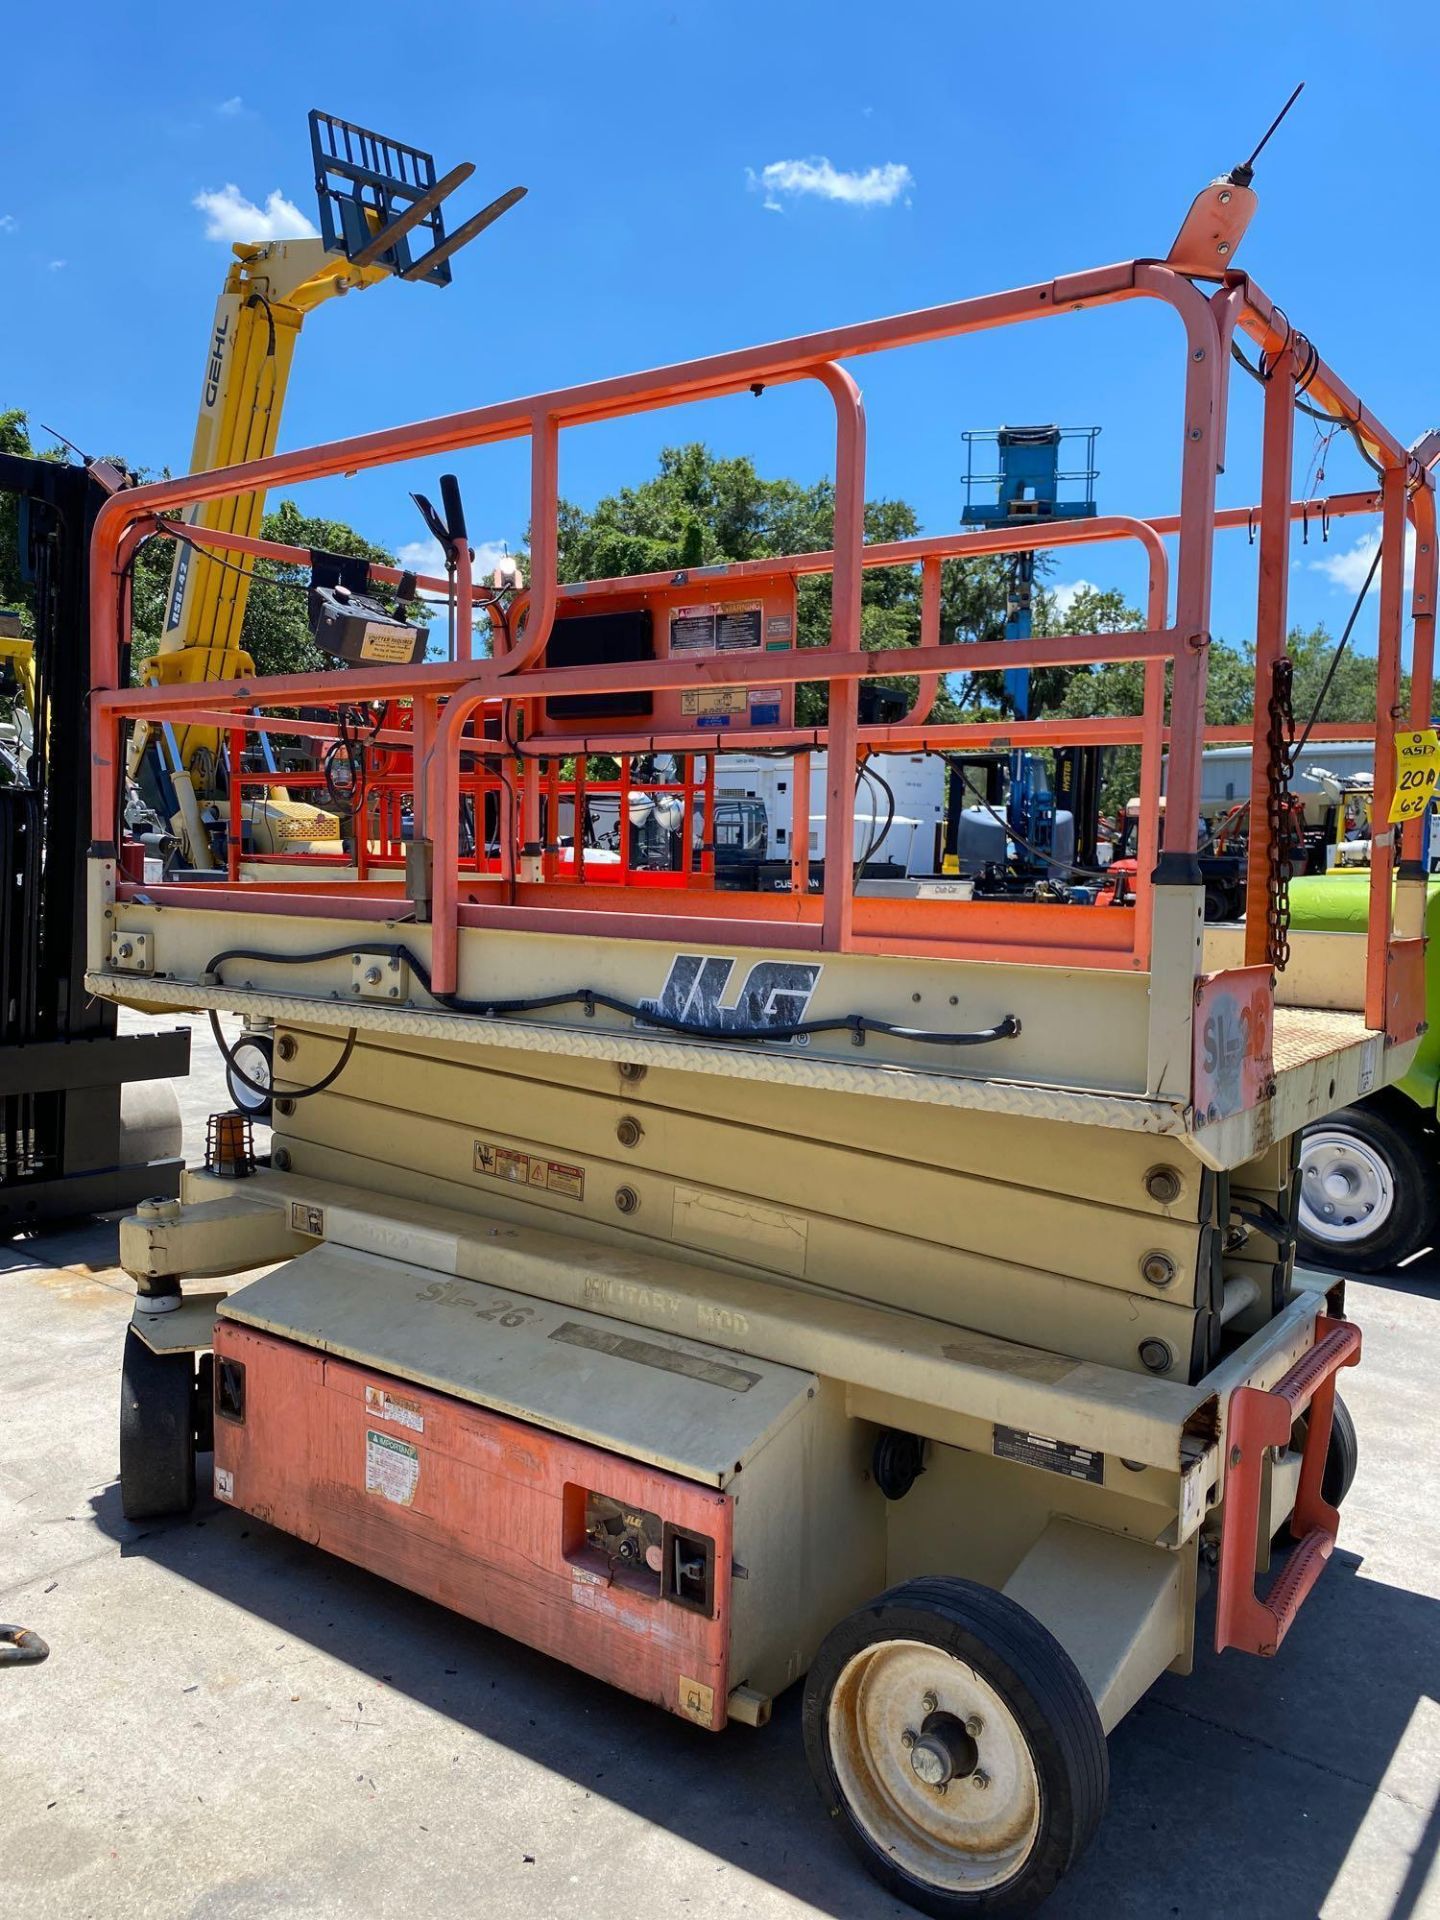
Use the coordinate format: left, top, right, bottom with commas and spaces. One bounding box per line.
639, 954, 822, 1044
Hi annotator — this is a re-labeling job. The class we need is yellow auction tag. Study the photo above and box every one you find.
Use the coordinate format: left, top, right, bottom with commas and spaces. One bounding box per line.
1389, 729, 1440, 823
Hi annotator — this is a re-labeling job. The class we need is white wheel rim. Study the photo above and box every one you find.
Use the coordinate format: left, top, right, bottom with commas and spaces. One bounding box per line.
1299, 1130, 1395, 1246
827, 1640, 1041, 1894
230, 1042, 272, 1113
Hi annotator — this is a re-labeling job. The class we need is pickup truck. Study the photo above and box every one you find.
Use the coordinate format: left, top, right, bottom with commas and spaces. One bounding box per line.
1290, 871, 1440, 1271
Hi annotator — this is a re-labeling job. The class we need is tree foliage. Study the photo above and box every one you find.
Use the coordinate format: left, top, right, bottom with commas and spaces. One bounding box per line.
0, 409, 62, 628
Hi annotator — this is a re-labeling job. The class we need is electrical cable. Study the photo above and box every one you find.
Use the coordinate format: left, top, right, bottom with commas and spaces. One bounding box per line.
207, 1011, 356, 1102
1289, 539, 1385, 764
1229, 341, 1386, 476
853, 760, 896, 882
204, 943, 1020, 1051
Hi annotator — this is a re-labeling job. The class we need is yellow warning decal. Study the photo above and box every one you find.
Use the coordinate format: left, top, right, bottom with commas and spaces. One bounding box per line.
1389, 730, 1440, 823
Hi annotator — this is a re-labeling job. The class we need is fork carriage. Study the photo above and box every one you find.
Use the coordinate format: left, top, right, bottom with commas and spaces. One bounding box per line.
95, 221, 1434, 1914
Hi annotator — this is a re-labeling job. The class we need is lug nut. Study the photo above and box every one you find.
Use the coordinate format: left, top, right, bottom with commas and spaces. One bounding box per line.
972, 1770, 990, 1791
965, 1715, 984, 1737
921, 1691, 938, 1713
901, 1729, 916, 1750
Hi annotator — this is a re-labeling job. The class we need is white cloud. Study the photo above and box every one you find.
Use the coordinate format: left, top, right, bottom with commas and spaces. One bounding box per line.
0, 214, 16, 234
48, 259, 66, 271
217, 96, 245, 116
194, 184, 318, 243
1050, 579, 1098, 619
397, 535, 518, 599
747, 157, 914, 210
1311, 529, 1416, 595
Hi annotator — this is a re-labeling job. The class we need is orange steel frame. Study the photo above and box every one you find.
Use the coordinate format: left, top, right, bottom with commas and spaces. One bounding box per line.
88, 260, 1436, 1023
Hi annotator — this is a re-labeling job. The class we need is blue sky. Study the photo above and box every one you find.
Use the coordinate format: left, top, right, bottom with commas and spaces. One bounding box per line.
3, 1, 1435, 651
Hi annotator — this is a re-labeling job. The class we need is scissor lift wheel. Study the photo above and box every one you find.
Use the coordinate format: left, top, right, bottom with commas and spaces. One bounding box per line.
119, 1327, 197, 1520
803, 1578, 1107, 1916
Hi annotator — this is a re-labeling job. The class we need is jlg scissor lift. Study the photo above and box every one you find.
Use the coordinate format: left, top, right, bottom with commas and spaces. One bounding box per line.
90, 137, 1434, 1915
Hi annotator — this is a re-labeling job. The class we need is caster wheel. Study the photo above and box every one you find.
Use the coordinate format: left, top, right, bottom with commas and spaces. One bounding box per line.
225, 1031, 274, 1119
1277, 1390, 1359, 1549
119, 1326, 197, 1520
803, 1577, 1107, 1916
1322, 1392, 1358, 1509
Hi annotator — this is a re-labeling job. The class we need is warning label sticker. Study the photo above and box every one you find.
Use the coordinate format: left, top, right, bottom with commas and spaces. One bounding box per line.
681, 688, 747, 718
290, 1200, 325, 1237
992, 1425, 1104, 1484
365, 1429, 419, 1506
364, 1384, 425, 1433
670, 601, 763, 656
474, 1139, 586, 1200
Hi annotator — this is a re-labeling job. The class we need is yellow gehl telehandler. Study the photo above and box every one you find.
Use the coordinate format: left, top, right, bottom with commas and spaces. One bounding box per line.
129, 110, 524, 872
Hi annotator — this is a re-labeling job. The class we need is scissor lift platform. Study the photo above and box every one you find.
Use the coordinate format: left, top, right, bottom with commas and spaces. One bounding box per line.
94, 159, 1434, 1915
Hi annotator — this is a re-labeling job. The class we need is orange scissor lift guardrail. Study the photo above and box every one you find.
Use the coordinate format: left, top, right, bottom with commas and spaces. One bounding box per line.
88, 255, 1434, 1036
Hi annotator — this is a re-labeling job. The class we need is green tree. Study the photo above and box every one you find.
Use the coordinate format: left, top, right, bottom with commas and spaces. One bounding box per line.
0, 410, 64, 628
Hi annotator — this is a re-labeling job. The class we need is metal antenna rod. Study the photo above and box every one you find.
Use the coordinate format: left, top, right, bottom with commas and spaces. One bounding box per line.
38, 423, 93, 466
1236, 82, 1305, 180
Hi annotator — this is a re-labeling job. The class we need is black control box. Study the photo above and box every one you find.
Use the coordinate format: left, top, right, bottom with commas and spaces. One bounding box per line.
309, 584, 429, 666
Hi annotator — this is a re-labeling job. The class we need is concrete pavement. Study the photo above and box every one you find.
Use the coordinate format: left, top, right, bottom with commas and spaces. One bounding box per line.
0, 1014, 1436, 1919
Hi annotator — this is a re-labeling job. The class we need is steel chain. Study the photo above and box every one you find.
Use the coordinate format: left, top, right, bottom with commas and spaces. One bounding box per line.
1265, 655, 1296, 969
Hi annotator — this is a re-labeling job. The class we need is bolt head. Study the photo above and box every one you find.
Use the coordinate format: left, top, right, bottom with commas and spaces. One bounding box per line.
965, 1714, 984, 1738
1141, 1250, 1178, 1288
971, 1770, 990, 1791
1217, 241, 1231, 255
921, 1691, 938, 1714
1218, 189, 1232, 204
901, 1729, 916, 1750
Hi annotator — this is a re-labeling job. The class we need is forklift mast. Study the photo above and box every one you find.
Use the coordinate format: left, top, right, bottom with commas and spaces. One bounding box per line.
0, 454, 187, 1225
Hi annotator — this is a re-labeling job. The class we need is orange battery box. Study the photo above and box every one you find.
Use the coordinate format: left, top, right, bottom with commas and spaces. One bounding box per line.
212, 1320, 734, 1730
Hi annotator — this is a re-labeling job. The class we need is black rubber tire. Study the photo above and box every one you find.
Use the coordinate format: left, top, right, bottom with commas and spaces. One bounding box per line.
225, 1032, 274, 1119
119, 1327, 197, 1520
1295, 1098, 1440, 1273
803, 1576, 1108, 1917
1322, 1392, 1359, 1509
